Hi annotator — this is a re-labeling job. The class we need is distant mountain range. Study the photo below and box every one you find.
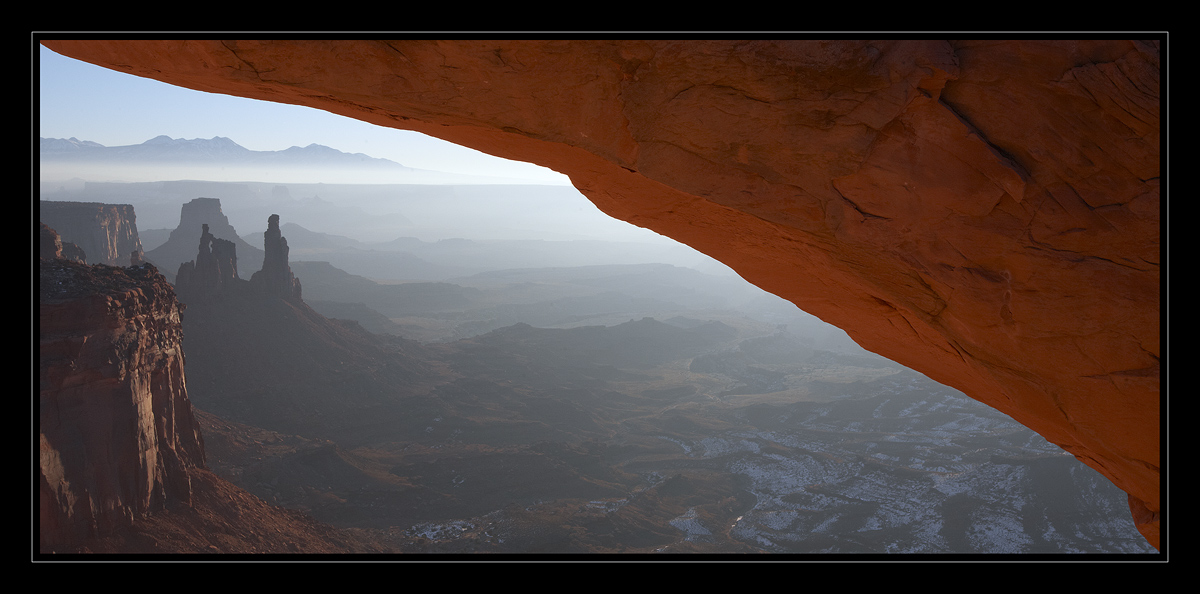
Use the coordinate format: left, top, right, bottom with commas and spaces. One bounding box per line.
40, 135, 414, 171
38, 135, 571, 185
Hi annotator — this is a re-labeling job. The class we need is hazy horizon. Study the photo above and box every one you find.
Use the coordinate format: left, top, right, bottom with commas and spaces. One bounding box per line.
37, 43, 704, 254
37, 44, 572, 186
38, 152, 575, 187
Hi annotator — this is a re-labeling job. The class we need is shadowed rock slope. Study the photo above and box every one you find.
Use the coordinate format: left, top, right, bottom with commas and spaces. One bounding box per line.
172, 214, 436, 444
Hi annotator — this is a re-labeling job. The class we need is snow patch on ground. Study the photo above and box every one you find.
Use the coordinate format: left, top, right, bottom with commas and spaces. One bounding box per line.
968, 508, 1032, 553
670, 507, 712, 539
407, 519, 475, 541
699, 436, 760, 458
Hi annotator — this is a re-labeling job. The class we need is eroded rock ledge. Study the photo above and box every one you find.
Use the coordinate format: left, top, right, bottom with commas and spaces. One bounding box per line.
41, 39, 1161, 548
39, 256, 205, 550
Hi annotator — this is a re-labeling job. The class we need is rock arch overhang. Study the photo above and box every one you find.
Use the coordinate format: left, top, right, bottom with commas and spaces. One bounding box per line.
40, 39, 1161, 549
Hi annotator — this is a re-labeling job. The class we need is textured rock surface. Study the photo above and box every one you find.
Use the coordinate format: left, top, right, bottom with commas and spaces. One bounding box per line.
39, 257, 206, 551
41, 39, 1161, 548
39, 200, 143, 266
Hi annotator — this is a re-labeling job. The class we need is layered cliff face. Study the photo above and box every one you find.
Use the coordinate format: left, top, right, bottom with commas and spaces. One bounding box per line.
39, 200, 143, 266
39, 254, 206, 551
38, 219, 401, 553
41, 39, 1161, 548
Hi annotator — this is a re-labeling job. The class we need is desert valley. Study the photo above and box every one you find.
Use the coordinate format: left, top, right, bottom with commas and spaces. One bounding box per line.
38, 153, 1155, 556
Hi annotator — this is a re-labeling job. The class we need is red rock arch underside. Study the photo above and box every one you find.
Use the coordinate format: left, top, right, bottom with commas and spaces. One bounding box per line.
40, 39, 1161, 549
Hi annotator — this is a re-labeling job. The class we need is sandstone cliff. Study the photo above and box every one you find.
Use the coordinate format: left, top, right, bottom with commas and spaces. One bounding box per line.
39, 256, 206, 551
41, 38, 1161, 548
39, 223, 400, 554
39, 200, 143, 266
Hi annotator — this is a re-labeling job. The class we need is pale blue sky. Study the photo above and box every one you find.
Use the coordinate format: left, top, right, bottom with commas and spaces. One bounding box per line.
37, 43, 571, 184
35, 42, 713, 249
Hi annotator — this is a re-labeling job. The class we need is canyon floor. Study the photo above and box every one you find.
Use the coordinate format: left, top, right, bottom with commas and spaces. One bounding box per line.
39, 208, 1155, 557
175, 279, 1153, 556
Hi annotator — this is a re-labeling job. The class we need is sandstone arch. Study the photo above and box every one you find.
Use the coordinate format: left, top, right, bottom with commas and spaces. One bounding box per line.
40, 39, 1161, 548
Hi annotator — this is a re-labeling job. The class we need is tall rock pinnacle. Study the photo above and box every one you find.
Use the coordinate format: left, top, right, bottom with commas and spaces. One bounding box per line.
250, 214, 302, 301
175, 223, 240, 302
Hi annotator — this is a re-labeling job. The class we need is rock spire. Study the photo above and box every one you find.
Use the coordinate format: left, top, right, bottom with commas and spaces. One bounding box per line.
250, 214, 302, 300
174, 223, 240, 301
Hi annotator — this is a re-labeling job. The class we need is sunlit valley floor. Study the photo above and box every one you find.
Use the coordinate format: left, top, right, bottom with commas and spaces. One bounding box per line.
41, 181, 1155, 555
